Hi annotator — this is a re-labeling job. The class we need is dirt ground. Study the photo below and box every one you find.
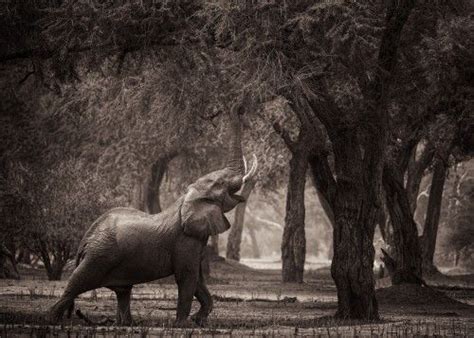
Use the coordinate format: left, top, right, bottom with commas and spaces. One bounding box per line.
0, 259, 473, 337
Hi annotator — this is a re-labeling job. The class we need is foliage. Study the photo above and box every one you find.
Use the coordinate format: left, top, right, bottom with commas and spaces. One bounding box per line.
3, 158, 111, 279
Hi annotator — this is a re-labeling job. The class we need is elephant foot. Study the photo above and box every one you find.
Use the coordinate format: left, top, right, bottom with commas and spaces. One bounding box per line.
49, 311, 62, 325
173, 319, 197, 328
115, 317, 134, 327
190, 313, 208, 327
76, 309, 114, 326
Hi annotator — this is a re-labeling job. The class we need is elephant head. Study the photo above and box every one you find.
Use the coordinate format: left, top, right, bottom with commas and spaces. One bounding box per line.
180, 105, 258, 240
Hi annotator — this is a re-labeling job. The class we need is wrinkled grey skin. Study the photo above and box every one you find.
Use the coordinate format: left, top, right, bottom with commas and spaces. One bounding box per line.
49, 167, 246, 327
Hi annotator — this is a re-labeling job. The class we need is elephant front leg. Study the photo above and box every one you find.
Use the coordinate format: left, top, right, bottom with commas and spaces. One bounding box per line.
114, 286, 133, 326
191, 273, 213, 326
175, 272, 198, 327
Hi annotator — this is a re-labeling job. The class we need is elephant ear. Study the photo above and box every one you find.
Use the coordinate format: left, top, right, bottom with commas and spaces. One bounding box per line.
181, 189, 231, 240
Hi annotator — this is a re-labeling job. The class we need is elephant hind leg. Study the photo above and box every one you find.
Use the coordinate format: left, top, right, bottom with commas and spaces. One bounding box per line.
49, 258, 108, 323
50, 294, 75, 323
110, 286, 133, 326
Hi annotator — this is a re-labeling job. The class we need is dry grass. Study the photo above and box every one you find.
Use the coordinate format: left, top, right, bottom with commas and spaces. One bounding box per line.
1, 260, 473, 336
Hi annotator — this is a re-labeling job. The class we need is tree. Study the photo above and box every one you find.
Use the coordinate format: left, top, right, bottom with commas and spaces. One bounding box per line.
4, 159, 111, 280
198, 0, 414, 318
367, 0, 473, 282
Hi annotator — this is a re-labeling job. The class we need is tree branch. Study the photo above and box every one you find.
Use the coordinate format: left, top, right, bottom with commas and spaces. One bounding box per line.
308, 151, 337, 211
0, 36, 193, 64
272, 121, 296, 153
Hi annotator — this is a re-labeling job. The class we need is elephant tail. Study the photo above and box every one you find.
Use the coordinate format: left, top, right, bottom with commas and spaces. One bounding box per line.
75, 240, 88, 268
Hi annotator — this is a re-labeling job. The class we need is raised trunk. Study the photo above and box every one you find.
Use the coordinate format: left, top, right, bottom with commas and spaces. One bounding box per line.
421, 160, 447, 275
130, 177, 146, 211
226, 104, 245, 174
382, 165, 422, 284
146, 152, 177, 214
226, 179, 256, 261
281, 147, 307, 283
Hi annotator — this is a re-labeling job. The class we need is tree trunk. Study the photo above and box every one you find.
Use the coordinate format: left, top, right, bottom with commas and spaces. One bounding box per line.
281, 147, 307, 283
331, 179, 379, 319
406, 143, 434, 213
146, 152, 177, 214
48, 260, 66, 281
421, 160, 447, 275
248, 226, 261, 259
0, 244, 19, 279
308, 153, 336, 228
17, 248, 31, 265
329, 129, 380, 320
146, 161, 166, 213
382, 166, 422, 284
312, 0, 413, 318
209, 235, 219, 256
226, 180, 256, 261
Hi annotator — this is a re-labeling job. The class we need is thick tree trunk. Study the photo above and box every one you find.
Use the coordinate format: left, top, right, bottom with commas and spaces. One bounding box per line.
382, 166, 422, 284
331, 179, 379, 319
331, 190, 379, 319
421, 160, 447, 275
329, 129, 379, 320
226, 180, 256, 261
281, 148, 307, 283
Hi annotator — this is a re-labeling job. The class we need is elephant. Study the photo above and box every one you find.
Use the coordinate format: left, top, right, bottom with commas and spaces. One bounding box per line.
49, 143, 258, 327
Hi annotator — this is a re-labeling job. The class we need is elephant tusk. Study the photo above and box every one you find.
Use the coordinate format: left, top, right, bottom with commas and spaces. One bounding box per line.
243, 156, 248, 175
242, 154, 258, 183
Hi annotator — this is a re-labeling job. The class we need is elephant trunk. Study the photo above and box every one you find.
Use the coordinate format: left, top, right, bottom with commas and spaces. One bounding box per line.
226, 103, 245, 177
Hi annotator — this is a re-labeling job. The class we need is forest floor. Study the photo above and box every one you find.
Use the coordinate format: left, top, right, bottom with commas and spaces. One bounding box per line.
0, 259, 473, 337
